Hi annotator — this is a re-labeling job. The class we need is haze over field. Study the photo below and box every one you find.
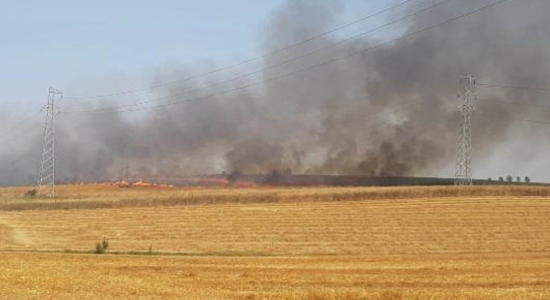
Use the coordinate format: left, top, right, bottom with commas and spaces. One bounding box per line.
1, 0, 549, 185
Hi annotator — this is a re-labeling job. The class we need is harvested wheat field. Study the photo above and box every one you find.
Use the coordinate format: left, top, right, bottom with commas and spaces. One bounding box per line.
0, 252, 549, 300
0, 185, 550, 299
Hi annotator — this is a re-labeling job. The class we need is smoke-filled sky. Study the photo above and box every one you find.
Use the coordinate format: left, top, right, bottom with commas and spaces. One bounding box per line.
1, 0, 550, 185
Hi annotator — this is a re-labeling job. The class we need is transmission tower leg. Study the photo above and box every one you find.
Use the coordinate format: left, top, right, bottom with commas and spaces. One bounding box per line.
455, 75, 475, 186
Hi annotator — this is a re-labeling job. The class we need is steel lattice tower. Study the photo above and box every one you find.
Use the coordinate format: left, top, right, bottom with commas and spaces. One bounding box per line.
38, 88, 62, 198
455, 75, 475, 186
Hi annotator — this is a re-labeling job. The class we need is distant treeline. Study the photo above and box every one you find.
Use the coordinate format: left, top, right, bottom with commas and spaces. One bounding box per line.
220, 173, 545, 187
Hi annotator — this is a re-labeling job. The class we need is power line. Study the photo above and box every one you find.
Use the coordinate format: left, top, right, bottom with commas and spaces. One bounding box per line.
477, 82, 550, 92
478, 111, 550, 126
63, 0, 456, 112
478, 99, 550, 113
61, 94, 550, 183
63, 0, 517, 115
64, 0, 419, 101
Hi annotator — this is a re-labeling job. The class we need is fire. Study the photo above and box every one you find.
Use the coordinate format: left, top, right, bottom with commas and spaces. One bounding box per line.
115, 179, 175, 189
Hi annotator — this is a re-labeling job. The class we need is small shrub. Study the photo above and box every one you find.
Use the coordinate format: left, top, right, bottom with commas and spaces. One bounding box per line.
94, 238, 109, 254
95, 242, 106, 254
101, 238, 109, 250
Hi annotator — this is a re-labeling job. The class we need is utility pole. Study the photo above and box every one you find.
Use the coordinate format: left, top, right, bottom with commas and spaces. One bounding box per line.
38, 88, 62, 197
455, 75, 475, 186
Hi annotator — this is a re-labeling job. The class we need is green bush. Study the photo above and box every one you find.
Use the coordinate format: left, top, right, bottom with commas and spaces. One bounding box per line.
95, 242, 105, 254
94, 238, 109, 254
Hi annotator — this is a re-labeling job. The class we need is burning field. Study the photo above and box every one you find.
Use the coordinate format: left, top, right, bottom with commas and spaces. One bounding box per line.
2, 0, 550, 185
1, 0, 550, 299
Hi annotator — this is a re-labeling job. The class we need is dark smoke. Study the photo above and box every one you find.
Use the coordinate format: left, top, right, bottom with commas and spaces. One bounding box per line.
1, 0, 549, 185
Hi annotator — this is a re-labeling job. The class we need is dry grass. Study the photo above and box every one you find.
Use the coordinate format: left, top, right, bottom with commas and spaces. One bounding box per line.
0, 252, 549, 300
0, 191, 549, 255
0, 184, 549, 211
1, 185, 549, 299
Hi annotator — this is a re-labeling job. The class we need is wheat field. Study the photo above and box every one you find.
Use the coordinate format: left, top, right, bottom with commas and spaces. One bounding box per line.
0, 185, 549, 299
0, 252, 549, 300
1, 197, 550, 255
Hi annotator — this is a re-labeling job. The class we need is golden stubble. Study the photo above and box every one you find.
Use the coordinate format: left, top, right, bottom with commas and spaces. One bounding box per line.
0, 185, 549, 299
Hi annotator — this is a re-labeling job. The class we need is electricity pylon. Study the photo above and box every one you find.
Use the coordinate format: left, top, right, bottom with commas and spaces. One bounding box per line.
455, 75, 475, 186
38, 88, 62, 198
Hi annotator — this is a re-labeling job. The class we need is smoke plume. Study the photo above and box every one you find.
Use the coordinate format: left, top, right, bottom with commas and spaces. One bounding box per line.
1, 0, 549, 185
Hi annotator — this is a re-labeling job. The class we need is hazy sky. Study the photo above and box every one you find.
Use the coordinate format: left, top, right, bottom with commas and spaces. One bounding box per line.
0, 1, 287, 109
0, 0, 384, 109
0, 0, 386, 148
2, 0, 548, 183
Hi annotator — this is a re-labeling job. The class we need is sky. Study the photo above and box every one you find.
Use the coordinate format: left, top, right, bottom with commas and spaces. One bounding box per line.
1, 0, 548, 183
0, 1, 287, 109
0, 0, 387, 147
0, 0, 385, 109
